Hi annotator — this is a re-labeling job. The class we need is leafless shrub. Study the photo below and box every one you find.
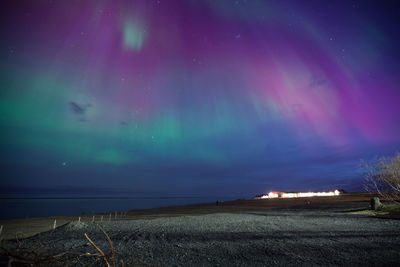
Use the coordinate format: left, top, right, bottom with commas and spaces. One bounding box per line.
362, 153, 400, 202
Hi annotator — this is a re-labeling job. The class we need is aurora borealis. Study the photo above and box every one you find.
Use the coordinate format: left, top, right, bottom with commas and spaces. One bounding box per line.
1, 0, 400, 197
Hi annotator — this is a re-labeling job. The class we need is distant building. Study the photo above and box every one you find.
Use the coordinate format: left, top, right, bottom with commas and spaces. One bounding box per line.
254, 190, 340, 199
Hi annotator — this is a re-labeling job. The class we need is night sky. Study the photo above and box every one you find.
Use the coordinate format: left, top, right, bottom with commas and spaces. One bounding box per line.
1, 0, 400, 197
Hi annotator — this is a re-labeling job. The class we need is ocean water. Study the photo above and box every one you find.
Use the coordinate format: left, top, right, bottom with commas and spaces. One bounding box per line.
0, 197, 239, 219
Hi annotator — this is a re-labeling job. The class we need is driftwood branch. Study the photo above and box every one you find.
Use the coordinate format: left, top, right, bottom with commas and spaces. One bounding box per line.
96, 224, 116, 267
1, 223, 124, 266
84, 233, 111, 267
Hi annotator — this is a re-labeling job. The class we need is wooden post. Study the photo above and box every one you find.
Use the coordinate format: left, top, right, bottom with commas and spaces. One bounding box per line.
0, 225, 3, 236
101, 215, 103, 222
92, 215, 95, 222
53, 219, 57, 229
78, 217, 81, 222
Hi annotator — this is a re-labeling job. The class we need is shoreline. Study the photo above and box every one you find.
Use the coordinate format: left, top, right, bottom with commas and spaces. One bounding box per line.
0, 193, 375, 240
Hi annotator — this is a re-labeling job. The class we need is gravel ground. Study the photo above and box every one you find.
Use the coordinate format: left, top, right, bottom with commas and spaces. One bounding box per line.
2, 202, 400, 266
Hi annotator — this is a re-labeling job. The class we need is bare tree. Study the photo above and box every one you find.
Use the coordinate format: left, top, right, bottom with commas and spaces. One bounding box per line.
362, 153, 400, 202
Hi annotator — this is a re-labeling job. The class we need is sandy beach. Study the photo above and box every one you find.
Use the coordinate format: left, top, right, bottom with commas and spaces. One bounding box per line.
1, 193, 400, 266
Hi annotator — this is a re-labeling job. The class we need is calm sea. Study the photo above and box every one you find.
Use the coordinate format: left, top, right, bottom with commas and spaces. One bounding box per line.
0, 197, 241, 219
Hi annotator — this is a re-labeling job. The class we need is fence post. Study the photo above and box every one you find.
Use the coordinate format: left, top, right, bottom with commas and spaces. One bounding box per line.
53, 219, 57, 229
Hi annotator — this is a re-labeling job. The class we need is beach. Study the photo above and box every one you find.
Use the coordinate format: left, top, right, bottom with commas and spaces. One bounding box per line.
0, 193, 373, 240
1, 193, 400, 266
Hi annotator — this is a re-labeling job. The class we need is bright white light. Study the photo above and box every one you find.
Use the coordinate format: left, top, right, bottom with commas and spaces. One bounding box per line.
258, 190, 340, 199
268, 192, 279, 198
281, 191, 340, 198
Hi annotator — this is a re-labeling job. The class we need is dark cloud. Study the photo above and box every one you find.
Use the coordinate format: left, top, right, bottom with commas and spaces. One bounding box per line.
69, 101, 90, 115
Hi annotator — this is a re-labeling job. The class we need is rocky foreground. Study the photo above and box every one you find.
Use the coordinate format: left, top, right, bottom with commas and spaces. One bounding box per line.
1, 201, 400, 266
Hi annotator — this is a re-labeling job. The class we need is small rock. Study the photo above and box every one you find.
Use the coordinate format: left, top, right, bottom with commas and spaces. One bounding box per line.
66, 221, 88, 231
